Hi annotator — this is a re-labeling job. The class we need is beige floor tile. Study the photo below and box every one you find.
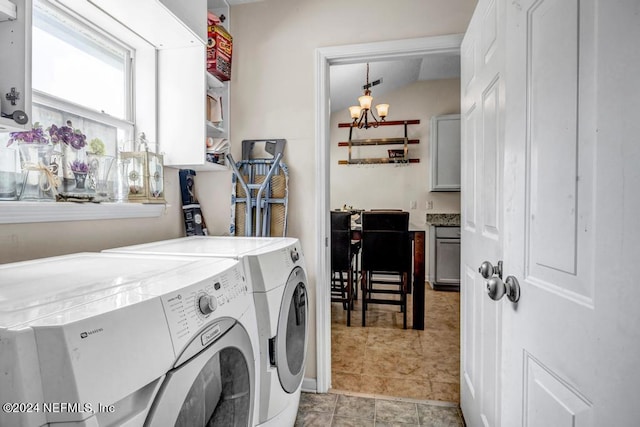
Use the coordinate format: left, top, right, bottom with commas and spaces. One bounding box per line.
331, 286, 460, 403
331, 372, 364, 392
359, 375, 432, 401
430, 381, 460, 402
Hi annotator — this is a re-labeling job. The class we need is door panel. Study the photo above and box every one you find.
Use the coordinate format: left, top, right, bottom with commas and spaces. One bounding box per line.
481, 77, 501, 238
524, 353, 592, 427
463, 0, 639, 425
502, 0, 627, 425
460, 0, 505, 425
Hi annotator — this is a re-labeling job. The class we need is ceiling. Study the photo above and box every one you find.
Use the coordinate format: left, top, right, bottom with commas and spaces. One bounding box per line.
329, 53, 461, 114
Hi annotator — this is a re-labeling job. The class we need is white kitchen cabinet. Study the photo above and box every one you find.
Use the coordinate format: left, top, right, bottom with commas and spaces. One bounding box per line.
428, 225, 461, 290
0, 0, 31, 133
160, 0, 231, 171
429, 114, 461, 191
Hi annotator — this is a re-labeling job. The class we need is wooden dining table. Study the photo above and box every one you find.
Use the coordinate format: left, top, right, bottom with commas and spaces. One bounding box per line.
349, 216, 426, 330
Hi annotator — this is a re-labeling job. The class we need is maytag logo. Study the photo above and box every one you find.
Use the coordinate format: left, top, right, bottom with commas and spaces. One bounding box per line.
80, 328, 104, 339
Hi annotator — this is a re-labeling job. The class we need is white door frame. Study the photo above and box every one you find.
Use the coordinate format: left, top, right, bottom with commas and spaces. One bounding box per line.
314, 34, 464, 393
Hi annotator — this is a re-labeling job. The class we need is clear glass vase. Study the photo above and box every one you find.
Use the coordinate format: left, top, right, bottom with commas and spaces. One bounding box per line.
113, 158, 130, 203
18, 144, 57, 201
87, 154, 115, 201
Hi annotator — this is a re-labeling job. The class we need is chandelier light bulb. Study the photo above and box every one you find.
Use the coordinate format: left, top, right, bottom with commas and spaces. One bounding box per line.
375, 104, 389, 119
349, 106, 362, 119
358, 94, 373, 110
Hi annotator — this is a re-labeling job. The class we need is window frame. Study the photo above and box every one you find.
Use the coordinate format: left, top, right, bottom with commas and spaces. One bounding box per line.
31, 0, 136, 150
0, 0, 163, 223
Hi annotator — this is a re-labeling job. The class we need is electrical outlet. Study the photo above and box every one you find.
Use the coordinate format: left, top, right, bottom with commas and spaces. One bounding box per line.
426, 200, 434, 210
410, 200, 417, 210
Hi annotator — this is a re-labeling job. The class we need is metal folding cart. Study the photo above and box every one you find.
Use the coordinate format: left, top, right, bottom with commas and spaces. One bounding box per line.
227, 139, 289, 237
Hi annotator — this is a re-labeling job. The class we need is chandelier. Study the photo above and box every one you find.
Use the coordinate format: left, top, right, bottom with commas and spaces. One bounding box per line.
349, 63, 389, 129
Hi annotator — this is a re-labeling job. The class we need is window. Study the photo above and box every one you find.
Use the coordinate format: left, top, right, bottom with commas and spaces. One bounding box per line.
0, 0, 165, 223
30, 0, 135, 153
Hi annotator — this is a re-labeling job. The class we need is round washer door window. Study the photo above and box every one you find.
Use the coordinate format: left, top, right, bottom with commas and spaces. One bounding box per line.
275, 266, 308, 393
145, 323, 255, 427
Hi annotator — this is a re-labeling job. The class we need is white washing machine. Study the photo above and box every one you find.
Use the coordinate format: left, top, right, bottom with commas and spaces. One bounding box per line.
0, 252, 261, 427
105, 236, 309, 427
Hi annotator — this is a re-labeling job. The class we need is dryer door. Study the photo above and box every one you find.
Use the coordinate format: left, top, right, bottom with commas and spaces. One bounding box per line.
145, 319, 255, 427
274, 266, 308, 393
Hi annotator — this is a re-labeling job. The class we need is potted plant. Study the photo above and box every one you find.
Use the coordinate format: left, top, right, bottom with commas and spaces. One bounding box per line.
48, 121, 87, 150
48, 120, 87, 191
6, 123, 58, 201
70, 160, 89, 189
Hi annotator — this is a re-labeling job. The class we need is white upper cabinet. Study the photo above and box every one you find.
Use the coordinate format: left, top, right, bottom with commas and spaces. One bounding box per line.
430, 114, 461, 192
87, 0, 203, 48
160, 0, 207, 43
0, 0, 32, 132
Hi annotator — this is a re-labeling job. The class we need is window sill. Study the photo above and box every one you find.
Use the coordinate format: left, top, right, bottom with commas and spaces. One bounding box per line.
0, 201, 166, 224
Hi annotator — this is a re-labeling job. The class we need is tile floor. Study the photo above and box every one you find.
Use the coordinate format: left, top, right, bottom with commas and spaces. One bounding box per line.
295, 392, 464, 426
330, 285, 460, 402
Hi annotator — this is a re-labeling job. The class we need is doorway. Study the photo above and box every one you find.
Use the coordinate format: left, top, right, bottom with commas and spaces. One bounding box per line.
314, 34, 464, 396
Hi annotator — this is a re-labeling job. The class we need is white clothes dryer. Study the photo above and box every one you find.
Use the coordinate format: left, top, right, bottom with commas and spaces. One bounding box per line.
0, 252, 260, 427
105, 236, 309, 427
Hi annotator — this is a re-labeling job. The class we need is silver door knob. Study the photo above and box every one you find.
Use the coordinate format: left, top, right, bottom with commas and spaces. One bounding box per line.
478, 260, 502, 279
486, 276, 520, 303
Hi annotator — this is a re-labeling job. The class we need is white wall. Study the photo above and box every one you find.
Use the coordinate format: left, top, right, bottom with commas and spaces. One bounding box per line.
330, 78, 462, 229
196, 0, 476, 381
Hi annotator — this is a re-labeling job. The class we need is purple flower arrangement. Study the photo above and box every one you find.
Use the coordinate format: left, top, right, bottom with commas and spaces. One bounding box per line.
6, 122, 49, 146
70, 160, 89, 174
48, 120, 87, 150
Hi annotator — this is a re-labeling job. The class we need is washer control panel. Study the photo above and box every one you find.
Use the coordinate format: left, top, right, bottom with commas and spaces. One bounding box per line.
160, 263, 248, 354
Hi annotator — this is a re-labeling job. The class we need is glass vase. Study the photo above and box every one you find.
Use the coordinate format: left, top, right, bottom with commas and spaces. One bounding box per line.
0, 148, 18, 200
18, 144, 57, 201
87, 154, 115, 201
113, 158, 130, 203
59, 144, 87, 193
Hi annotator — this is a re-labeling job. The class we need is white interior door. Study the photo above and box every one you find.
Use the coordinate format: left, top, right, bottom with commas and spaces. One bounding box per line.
500, 0, 640, 426
460, 0, 505, 425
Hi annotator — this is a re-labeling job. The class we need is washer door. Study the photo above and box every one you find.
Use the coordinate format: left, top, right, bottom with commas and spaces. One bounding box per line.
274, 266, 308, 393
145, 320, 255, 427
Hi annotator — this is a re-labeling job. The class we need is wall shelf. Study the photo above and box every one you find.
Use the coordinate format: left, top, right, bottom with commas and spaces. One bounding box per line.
337, 120, 421, 165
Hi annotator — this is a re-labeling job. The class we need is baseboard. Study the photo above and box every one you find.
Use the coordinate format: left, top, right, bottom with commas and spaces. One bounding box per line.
301, 377, 317, 393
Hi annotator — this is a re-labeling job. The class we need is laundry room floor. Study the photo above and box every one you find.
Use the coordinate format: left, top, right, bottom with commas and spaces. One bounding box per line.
330, 285, 460, 403
295, 392, 464, 426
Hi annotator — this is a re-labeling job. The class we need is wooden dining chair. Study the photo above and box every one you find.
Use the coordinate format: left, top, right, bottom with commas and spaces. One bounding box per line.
360, 211, 411, 329
330, 211, 359, 326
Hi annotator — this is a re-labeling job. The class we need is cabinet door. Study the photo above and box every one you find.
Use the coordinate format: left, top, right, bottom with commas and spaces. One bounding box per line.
435, 239, 461, 284
0, 0, 31, 132
430, 114, 461, 191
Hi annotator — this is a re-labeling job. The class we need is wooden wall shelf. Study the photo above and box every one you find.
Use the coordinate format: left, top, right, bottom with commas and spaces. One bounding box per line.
337, 120, 421, 165
338, 138, 419, 147
337, 119, 420, 128
338, 158, 420, 165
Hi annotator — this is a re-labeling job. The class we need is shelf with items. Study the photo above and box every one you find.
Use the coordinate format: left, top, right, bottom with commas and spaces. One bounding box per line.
337, 120, 421, 165
201, 3, 231, 171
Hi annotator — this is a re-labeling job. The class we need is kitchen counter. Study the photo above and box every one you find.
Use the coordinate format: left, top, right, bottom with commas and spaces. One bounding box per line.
426, 213, 461, 226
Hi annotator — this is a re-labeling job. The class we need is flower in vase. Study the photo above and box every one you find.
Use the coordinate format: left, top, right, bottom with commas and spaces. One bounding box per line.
6, 122, 50, 146
48, 120, 87, 150
87, 138, 106, 155
70, 160, 89, 174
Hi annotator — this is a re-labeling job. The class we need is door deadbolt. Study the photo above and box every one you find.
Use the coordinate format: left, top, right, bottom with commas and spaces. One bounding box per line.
478, 260, 502, 279
486, 275, 520, 303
